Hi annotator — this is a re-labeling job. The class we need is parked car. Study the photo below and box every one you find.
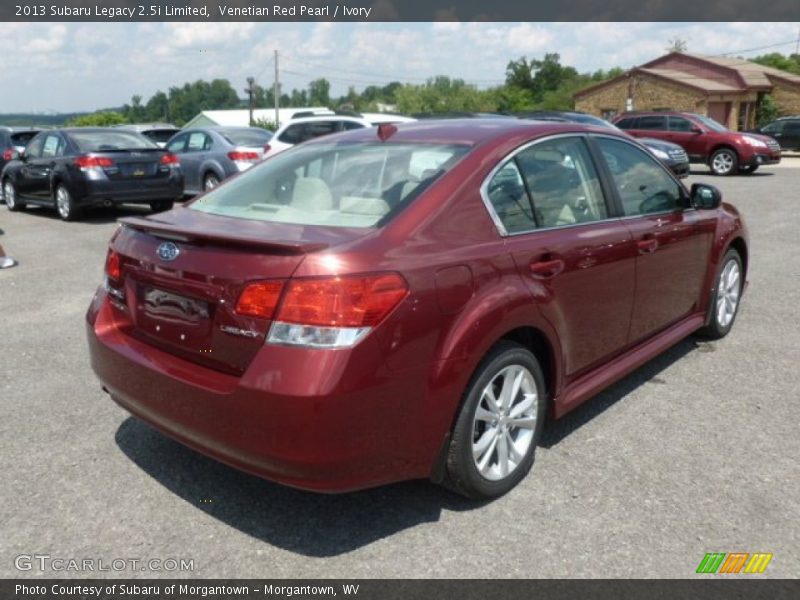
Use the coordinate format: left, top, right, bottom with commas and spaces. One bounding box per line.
0, 127, 42, 202
518, 111, 690, 178
264, 115, 371, 158
165, 126, 273, 195
613, 111, 781, 175
116, 123, 180, 147
87, 119, 748, 498
748, 116, 800, 151
1, 128, 183, 220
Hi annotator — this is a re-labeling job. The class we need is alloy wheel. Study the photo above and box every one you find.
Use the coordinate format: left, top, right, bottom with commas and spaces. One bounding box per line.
716, 259, 741, 328
204, 174, 219, 191
4, 182, 16, 209
471, 365, 538, 481
712, 151, 735, 175
56, 187, 71, 219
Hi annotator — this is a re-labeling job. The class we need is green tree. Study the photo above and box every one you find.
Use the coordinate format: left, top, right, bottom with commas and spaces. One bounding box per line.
751, 52, 800, 75
308, 78, 331, 106
67, 111, 127, 126
756, 93, 779, 126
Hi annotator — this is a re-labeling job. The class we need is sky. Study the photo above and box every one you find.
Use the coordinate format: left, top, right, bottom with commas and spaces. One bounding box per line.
1, 21, 799, 113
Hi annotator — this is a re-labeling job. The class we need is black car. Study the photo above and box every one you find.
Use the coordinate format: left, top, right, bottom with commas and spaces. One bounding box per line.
1, 128, 184, 221
1, 127, 42, 202
517, 111, 690, 178
749, 116, 800, 151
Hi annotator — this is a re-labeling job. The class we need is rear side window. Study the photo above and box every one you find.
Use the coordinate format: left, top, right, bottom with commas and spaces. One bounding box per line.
166, 134, 187, 154
615, 117, 638, 129
70, 131, 156, 152
278, 124, 307, 145
187, 132, 211, 152
191, 142, 468, 228
637, 116, 668, 130
484, 161, 535, 234
597, 138, 684, 216
41, 134, 65, 158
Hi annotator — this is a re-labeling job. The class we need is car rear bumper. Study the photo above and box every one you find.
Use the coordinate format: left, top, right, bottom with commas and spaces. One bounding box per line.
86, 292, 447, 492
74, 177, 184, 207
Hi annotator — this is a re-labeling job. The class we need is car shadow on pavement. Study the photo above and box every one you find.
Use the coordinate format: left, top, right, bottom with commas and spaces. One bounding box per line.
114, 417, 483, 557
541, 337, 699, 448
12, 204, 168, 224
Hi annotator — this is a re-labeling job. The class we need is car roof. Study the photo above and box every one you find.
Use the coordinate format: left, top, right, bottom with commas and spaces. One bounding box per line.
279, 115, 371, 127
303, 118, 621, 147
117, 123, 178, 131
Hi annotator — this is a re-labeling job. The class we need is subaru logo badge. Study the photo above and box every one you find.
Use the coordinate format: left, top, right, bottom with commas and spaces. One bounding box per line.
156, 242, 180, 262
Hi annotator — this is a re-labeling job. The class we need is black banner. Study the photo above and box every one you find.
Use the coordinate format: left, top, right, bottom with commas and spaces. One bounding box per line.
3, 580, 800, 600
2, 0, 800, 22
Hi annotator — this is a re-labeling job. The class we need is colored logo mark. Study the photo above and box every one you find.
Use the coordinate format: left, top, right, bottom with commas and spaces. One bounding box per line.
696, 552, 773, 574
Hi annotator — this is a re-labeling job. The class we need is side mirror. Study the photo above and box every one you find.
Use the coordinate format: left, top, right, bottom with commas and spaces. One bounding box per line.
691, 127, 704, 134
691, 183, 722, 210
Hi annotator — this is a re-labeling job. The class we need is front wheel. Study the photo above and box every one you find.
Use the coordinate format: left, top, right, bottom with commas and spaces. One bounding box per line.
4, 180, 24, 211
697, 249, 743, 340
444, 342, 547, 499
709, 148, 739, 176
55, 185, 79, 221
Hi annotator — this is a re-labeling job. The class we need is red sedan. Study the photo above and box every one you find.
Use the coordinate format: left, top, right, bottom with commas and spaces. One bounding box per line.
87, 120, 748, 498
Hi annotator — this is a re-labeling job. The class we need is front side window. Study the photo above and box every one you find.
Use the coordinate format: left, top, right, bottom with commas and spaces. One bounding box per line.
191, 142, 468, 228
596, 138, 685, 216
669, 117, 694, 132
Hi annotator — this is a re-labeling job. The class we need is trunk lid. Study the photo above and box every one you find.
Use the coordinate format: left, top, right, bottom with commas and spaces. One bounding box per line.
108, 207, 365, 374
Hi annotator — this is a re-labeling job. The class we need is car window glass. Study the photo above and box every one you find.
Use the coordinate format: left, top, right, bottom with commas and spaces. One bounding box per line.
24, 135, 45, 158
783, 122, 800, 133
343, 121, 366, 131
219, 129, 272, 146
187, 132, 208, 152
761, 121, 783, 133
166, 134, 187, 153
485, 161, 535, 234
669, 117, 694, 132
615, 117, 637, 129
278, 124, 307, 145
306, 121, 338, 138
71, 131, 156, 152
597, 138, 685, 216
41, 135, 62, 158
637, 116, 668, 130
10, 132, 38, 148
515, 137, 608, 228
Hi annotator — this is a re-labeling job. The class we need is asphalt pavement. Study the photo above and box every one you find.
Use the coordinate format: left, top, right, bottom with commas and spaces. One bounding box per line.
1, 162, 798, 578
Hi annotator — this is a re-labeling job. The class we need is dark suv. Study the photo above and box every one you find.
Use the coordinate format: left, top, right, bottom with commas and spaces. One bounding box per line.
613, 111, 781, 175
749, 116, 800, 151
0, 127, 42, 202
518, 111, 690, 178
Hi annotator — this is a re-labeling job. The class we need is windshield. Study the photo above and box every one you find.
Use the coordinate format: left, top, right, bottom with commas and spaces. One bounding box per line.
71, 130, 158, 152
220, 128, 273, 146
191, 142, 469, 228
694, 115, 729, 132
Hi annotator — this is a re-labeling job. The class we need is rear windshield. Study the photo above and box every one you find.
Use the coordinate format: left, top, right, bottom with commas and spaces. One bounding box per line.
70, 130, 157, 152
142, 129, 179, 144
10, 132, 39, 147
191, 142, 469, 228
219, 128, 273, 147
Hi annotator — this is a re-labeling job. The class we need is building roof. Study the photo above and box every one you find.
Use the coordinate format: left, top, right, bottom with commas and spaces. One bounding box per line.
636, 67, 742, 93
645, 52, 800, 88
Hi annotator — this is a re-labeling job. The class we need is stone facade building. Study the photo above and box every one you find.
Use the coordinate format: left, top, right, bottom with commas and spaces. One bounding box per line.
574, 52, 800, 131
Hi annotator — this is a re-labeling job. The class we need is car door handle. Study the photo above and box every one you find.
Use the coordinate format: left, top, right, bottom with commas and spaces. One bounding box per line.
637, 236, 659, 254
529, 257, 565, 279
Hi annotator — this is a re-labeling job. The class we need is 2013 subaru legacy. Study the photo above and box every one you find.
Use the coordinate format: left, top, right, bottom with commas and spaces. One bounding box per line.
87, 119, 748, 498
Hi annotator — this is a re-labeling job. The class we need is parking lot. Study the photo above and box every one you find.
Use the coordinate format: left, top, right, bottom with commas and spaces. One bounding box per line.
1, 159, 798, 578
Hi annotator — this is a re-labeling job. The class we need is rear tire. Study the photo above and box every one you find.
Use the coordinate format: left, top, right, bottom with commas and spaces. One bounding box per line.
4, 180, 24, 211
150, 200, 174, 213
709, 148, 739, 176
55, 185, 79, 221
697, 249, 743, 340
444, 341, 547, 499
203, 173, 220, 191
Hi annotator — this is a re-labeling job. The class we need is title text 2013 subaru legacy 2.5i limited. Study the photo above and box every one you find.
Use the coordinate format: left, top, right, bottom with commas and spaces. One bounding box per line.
87, 120, 748, 498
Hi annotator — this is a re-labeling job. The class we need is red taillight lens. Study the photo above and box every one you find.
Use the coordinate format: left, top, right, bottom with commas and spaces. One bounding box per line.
228, 150, 260, 161
105, 249, 121, 280
75, 155, 114, 169
235, 281, 284, 319
276, 273, 408, 328
2, 150, 12, 161
160, 153, 179, 165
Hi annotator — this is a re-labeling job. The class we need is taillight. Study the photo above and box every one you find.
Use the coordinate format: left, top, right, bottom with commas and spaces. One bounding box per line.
160, 153, 179, 165
75, 155, 114, 170
2, 150, 12, 161
235, 281, 284, 319
105, 249, 121, 280
228, 150, 260, 162
266, 273, 408, 349
277, 273, 407, 327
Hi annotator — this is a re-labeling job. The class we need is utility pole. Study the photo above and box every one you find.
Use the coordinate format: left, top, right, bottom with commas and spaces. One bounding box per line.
273, 49, 280, 128
245, 76, 255, 126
